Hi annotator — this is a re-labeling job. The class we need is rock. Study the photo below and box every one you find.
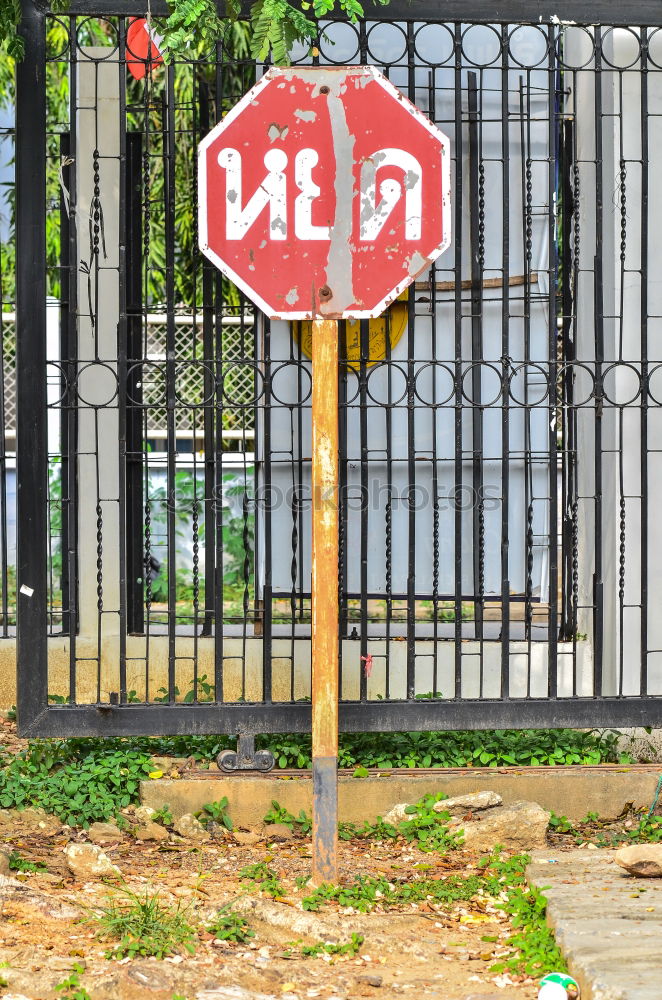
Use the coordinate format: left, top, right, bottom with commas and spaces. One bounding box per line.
614, 844, 662, 877
206, 821, 232, 840
134, 821, 169, 842
87, 822, 122, 846
358, 974, 383, 987
433, 791, 502, 815
384, 791, 503, 826
0, 807, 61, 835
173, 813, 210, 841
232, 895, 363, 940
64, 843, 121, 879
381, 803, 411, 825
0, 850, 10, 876
0, 873, 79, 918
262, 823, 294, 842
455, 800, 551, 851
234, 830, 261, 846
132, 805, 157, 824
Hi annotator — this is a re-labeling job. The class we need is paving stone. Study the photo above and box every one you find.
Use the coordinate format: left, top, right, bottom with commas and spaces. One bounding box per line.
528, 849, 662, 1000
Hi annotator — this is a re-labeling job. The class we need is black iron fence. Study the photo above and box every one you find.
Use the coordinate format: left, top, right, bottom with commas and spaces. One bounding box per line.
14, 0, 662, 736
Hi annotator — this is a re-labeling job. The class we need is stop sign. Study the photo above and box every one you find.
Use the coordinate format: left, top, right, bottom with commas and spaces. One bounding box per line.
198, 66, 450, 320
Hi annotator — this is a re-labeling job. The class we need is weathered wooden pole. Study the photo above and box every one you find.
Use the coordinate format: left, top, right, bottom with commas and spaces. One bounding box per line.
311, 317, 339, 884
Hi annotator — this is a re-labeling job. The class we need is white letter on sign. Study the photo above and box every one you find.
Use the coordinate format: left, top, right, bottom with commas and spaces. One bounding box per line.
359, 149, 423, 242
294, 149, 330, 240
218, 147, 288, 240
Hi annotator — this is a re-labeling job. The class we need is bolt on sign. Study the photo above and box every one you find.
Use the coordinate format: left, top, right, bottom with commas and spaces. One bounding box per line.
198, 65, 451, 320
198, 65, 450, 883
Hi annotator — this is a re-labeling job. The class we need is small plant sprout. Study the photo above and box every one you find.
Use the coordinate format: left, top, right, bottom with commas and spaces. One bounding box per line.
205, 907, 255, 943
196, 797, 233, 831
54, 964, 91, 1000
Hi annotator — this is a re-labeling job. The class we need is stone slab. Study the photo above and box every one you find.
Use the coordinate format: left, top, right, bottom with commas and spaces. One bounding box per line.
528, 849, 662, 1000
140, 764, 662, 825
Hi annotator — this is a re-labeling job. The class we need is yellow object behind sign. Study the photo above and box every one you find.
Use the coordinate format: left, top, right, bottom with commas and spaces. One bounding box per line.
292, 291, 408, 370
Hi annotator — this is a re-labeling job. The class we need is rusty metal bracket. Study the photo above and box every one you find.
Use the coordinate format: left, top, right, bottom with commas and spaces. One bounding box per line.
216, 734, 275, 773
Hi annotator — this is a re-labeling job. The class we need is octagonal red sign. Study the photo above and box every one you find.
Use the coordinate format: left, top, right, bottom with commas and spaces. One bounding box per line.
198, 65, 451, 320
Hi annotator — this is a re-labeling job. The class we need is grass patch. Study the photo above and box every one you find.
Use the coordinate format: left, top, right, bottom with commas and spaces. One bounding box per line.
93, 887, 197, 960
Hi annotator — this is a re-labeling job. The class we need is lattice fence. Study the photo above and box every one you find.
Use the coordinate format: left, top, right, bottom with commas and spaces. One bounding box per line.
0, 313, 255, 437
2, 313, 15, 435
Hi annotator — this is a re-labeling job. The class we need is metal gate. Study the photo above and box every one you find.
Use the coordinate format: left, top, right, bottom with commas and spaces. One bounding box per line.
15, 0, 662, 737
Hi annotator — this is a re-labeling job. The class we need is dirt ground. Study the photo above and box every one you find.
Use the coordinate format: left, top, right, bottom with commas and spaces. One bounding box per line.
0, 718, 545, 1000
0, 823, 539, 1000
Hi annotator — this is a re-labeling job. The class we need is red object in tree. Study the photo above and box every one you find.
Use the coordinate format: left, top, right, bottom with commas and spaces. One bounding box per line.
198, 66, 451, 320
126, 17, 164, 80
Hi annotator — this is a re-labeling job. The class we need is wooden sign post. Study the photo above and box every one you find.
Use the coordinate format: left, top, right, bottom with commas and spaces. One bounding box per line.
310, 319, 339, 883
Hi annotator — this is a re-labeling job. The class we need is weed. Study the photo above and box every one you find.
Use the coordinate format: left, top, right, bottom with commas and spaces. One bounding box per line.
54, 964, 91, 1000
205, 907, 255, 943
94, 887, 197, 960
395, 793, 463, 853
239, 861, 284, 897
345, 794, 462, 854
549, 813, 576, 835
301, 933, 364, 957
151, 804, 174, 827
263, 800, 312, 835
301, 873, 487, 913
625, 814, 662, 843
7, 850, 47, 873
196, 797, 232, 831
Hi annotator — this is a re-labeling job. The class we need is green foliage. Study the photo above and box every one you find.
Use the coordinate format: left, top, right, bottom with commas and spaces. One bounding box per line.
263, 799, 312, 835
263, 728, 631, 770
239, 861, 284, 897
54, 964, 91, 1000
196, 796, 232, 831
1, 0, 392, 66
478, 850, 566, 976
549, 812, 576, 835
250, 0, 316, 64
0, 742, 153, 827
205, 907, 255, 943
396, 793, 462, 853
150, 804, 174, 827
94, 887, 197, 960
301, 872, 488, 913
300, 932, 364, 957
7, 850, 47, 873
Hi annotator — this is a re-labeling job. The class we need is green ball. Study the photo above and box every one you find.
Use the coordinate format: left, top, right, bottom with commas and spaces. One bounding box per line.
539, 973, 580, 997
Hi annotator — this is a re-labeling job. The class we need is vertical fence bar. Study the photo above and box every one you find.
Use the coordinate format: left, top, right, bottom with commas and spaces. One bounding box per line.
126, 131, 144, 636
500, 23, 511, 695
16, 0, 48, 730
640, 26, 649, 697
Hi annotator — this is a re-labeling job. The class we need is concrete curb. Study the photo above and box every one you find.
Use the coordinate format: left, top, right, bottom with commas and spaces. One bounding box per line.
140, 763, 662, 825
